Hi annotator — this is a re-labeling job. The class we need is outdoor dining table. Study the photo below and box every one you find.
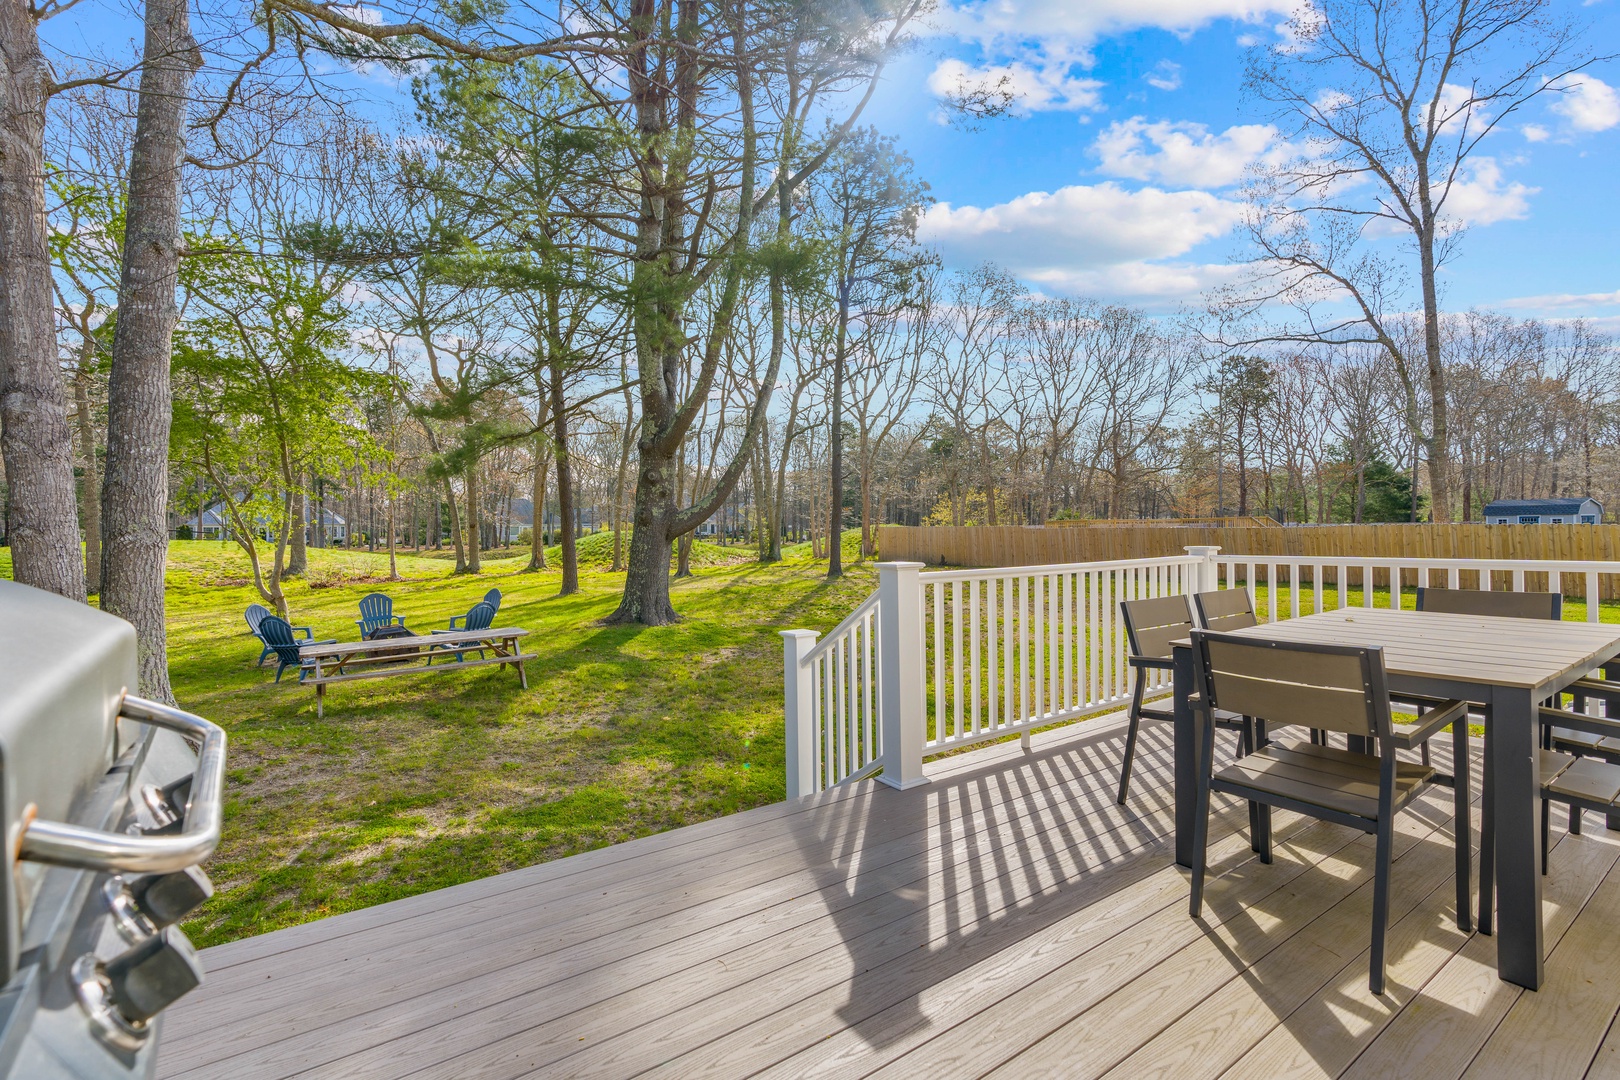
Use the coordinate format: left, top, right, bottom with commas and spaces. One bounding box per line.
1170, 606, 1620, 991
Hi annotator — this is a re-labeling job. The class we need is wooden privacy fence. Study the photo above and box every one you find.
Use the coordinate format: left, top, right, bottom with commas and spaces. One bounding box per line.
878, 523, 1620, 600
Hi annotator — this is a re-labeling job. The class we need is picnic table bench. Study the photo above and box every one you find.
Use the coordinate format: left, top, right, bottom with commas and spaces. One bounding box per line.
298, 627, 535, 717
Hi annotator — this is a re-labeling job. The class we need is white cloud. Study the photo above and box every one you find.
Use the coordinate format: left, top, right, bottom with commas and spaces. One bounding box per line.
1441, 157, 1538, 226
918, 182, 1245, 301
1502, 288, 1620, 310
1092, 117, 1288, 187
937, 0, 1295, 52
1549, 74, 1620, 133
1523, 123, 1550, 142
928, 58, 1103, 114
1146, 60, 1182, 91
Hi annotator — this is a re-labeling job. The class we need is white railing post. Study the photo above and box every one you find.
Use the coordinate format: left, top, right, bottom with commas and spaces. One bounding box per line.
781, 630, 819, 799
876, 561, 929, 791
1185, 545, 1221, 594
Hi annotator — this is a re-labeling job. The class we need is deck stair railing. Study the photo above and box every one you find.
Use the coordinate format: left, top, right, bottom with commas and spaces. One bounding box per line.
784, 546, 1620, 799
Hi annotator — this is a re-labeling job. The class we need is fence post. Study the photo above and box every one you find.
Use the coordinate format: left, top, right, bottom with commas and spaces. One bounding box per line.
1185, 545, 1221, 594
781, 630, 819, 800
876, 561, 930, 791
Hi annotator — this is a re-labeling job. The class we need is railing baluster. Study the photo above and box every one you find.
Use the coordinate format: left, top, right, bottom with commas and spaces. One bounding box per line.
970, 580, 982, 734
932, 580, 944, 746
952, 581, 964, 739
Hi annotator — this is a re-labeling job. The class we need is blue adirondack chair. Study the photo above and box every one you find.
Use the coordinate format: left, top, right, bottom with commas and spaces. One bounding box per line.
448, 588, 502, 629
245, 603, 319, 667
430, 601, 495, 663
260, 616, 336, 683
356, 593, 406, 637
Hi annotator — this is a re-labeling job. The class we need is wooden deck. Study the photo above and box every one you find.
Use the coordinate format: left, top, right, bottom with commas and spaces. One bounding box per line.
158, 713, 1620, 1079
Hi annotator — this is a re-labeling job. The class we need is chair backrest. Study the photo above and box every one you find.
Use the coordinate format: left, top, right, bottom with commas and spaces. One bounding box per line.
463, 601, 496, 633
1191, 630, 1390, 741
1119, 595, 1195, 661
1194, 588, 1258, 633
483, 588, 502, 614
358, 593, 394, 626
1416, 588, 1560, 621
258, 615, 304, 663
245, 603, 270, 634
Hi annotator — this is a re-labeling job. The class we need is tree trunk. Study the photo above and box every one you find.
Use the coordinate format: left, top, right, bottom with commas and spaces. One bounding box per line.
442, 478, 465, 571
611, 376, 634, 572
465, 467, 481, 573
286, 481, 307, 575
100, 0, 199, 701
386, 491, 399, 580
528, 430, 549, 571
549, 362, 578, 594
828, 288, 848, 580
606, 443, 680, 625
1418, 236, 1454, 522
72, 356, 103, 593
0, 2, 84, 600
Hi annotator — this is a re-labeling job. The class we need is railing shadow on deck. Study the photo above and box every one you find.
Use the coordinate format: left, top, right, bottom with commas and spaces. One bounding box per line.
788, 714, 1191, 1051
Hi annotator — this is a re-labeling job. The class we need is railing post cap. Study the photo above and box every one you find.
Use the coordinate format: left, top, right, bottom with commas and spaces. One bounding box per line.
780, 629, 819, 640
874, 561, 927, 570
1184, 545, 1222, 556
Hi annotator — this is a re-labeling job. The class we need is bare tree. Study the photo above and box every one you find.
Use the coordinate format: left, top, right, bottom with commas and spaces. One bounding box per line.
1223, 0, 1602, 520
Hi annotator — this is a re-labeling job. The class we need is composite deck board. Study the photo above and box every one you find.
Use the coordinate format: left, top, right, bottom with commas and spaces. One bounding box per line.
160, 715, 1620, 1080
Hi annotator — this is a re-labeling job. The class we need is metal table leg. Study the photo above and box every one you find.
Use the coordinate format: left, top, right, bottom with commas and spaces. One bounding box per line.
1490, 686, 1543, 990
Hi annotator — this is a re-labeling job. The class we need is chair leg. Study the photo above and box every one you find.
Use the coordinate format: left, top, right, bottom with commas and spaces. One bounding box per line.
1480, 722, 1494, 936
1570, 804, 1583, 837
1370, 814, 1393, 995
1452, 721, 1473, 933
1190, 778, 1213, 918
1421, 740, 1431, 767
1542, 798, 1551, 876
1117, 683, 1146, 805
1257, 802, 1274, 865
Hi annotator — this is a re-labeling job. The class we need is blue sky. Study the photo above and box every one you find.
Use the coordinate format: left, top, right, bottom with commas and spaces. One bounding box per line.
42, 0, 1618, 328
861, 0, 1620, 326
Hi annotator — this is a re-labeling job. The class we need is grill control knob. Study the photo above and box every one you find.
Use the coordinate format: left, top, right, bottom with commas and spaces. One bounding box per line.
130, 866, 214, 928
103, 926, 204, 1023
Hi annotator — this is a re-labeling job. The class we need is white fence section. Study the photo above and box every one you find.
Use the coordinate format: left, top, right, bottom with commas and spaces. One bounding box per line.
784, 545, 1620, 799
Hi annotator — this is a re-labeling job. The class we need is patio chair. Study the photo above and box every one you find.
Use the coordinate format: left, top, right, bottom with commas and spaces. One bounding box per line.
1186, 630, 1468, 994
356, 593, 407, 638
1528, 714, 1620, 875
430, 601, 495, 663
1116, 595, 1255, 805
1192, 588, 1257, 633
1413, 589, 1561, 932
260, 616, 336, 684
246, 603, 321, 667
1194, 588, 1335, 748
449, 588, 501, 629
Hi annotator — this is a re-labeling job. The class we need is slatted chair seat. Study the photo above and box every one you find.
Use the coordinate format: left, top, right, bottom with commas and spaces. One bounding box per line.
1187, 630, 1470, 994
1214, 740, 1435, 819
1536, 748, 1620, 874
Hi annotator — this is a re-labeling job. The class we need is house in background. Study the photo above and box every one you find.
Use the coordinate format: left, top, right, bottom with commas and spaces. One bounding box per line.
185, 502, 348, 543
1481, 497, 1603, 524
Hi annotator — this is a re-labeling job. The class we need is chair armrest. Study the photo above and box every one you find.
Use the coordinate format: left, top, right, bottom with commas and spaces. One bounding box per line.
293, 626, 316, 639
429, 629, 456, 635
1127, 655, 1173, 671
448, 616, 467, 629
1391, 699, 1468, 749
1539, 706, 1620, 742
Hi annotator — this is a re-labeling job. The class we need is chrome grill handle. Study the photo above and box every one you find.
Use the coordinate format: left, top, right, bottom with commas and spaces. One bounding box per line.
17, 695, 227, 875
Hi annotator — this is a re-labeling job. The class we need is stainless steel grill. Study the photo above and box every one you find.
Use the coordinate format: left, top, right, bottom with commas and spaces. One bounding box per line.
0, 580, 225, 1078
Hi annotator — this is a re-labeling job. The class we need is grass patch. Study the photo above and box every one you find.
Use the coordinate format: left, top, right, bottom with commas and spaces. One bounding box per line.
6, 538, 873, 947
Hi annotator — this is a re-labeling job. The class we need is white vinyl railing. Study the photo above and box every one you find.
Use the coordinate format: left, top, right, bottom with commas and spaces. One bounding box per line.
783, 545, 1620, 799
782, 550, 1217, 798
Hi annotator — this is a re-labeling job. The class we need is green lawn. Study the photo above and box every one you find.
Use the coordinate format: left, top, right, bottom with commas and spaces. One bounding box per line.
6, 537, 874, 947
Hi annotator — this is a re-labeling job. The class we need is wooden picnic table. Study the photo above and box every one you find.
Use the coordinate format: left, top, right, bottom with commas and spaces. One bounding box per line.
298, 627, 535, 718
1171, 607, 1620, 992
